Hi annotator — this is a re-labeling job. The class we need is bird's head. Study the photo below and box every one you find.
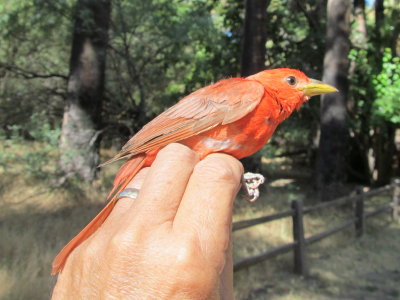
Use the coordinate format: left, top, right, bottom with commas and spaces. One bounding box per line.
247, 68, 338, 114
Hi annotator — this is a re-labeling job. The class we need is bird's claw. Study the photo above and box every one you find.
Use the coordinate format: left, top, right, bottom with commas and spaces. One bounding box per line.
242, 172, 265, 202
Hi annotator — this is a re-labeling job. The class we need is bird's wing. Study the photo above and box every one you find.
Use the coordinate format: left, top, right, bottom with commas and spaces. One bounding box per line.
104, 78, 265, 164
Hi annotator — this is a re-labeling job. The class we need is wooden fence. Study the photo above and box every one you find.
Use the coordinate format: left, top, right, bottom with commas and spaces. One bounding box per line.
232, 178, 400, 275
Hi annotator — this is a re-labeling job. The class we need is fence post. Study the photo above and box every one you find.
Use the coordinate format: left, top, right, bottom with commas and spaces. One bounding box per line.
392, 178, 400, 222
355, 186, 364, 237
291, 199, 307, 276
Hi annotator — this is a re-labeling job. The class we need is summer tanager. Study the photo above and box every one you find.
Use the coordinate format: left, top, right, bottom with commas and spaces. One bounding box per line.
52, 68, 337, 274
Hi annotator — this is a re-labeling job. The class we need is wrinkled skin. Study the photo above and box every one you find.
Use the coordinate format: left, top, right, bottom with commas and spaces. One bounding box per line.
52, 143, 241, 299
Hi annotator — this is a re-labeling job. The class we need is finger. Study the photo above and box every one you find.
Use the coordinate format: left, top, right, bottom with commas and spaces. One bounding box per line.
109, 167, 150, 218
219, 237, 233, 300
97, 168, 150, 238
129, 143, 199, 227
173, 153, 243, 263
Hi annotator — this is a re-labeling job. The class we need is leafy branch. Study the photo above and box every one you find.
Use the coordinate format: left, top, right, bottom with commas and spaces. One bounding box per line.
0, 62, 68, 80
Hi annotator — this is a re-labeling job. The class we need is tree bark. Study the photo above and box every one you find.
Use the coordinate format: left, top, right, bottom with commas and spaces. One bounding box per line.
374, 122, 395, 186
241, 0, 269, 77
240, 0, 269, 172
316, 0, 351, 200
372, 0, 396, 186
353, 0, 367, 48
59, 0, 111, 181
347, 0, 371, 184
375, 0, 384, 53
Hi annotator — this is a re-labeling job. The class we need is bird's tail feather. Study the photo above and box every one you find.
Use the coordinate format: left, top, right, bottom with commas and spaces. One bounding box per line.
51, 154, 147, 275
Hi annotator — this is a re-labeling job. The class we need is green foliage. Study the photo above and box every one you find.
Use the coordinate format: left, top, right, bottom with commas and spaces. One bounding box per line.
372, 49, 400, 124
265, 0, 325, 73
102, 0, 243, 135
346, 0, 399, 184
0, 0, 71, 137
0, 0, 398, 180
348, 47, 375, 132
0, 0, 331, 166
0, 113, 60, 179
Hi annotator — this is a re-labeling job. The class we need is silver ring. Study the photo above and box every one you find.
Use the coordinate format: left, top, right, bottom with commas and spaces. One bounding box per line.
116, 188, 140, 201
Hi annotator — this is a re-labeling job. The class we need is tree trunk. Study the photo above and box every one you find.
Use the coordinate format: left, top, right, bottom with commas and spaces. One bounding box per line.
59, 0, 111, 181
347, 0, 371, 184
372, 0, 396, 186
353, 0, 367, 48
349, 0, 397, 187
374, 122, 395, 186
316, 0, 351, 200
240, 0, 269, 172
241, 0, 269, 76
375, 0, 384, 51
373, 0, 385, 72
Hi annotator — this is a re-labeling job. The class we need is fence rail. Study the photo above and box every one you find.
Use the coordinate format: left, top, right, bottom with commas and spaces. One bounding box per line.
233, 178, 400, 274
232, 209, 294, 231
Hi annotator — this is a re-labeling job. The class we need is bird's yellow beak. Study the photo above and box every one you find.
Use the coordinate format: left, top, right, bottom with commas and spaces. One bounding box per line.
300, 79, 338, 97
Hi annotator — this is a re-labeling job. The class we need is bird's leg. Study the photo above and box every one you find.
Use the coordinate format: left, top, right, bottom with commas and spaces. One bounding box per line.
242, 172, 265, 202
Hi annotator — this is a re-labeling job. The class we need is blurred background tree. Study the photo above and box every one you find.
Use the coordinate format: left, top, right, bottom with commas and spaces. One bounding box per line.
0, 0, 399, 193
316, 0, 351, 200
59, 0, 111, 181
240, 0, 269, 172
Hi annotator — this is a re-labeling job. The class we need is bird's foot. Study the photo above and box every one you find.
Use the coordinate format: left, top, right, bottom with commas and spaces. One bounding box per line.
242, 172, 265, 202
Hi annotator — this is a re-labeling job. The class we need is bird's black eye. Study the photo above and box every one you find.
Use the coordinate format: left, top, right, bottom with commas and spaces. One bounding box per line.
285, 76, 297, 86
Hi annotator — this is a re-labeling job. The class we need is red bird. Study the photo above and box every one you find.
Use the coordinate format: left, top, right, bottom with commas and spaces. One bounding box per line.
52, 68, 337, 274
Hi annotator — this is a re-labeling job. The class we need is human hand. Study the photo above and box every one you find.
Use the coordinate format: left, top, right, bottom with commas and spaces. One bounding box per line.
51, 143, 243, 299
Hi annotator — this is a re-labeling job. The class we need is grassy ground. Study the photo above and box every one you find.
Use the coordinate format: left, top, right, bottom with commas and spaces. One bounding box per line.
0, 142, 399, 299
233, 185, 400, 300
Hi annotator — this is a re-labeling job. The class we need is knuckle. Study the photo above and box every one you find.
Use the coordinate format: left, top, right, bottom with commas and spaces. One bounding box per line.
109, 231, 135, 252
174, 244, 198, 268
158, 143, 198, 164
81, 239, 102, 261
196, 154, 243, 183
172, 243, 217, 293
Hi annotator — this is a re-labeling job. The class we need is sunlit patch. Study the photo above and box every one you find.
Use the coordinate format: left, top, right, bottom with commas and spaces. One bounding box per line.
269, 178, 295, 187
